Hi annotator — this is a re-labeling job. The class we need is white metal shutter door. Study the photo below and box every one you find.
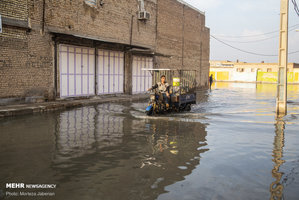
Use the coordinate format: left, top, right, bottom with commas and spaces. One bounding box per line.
97, 50, 124, 94
132, 56, 153, 94
59, 45, 95, 97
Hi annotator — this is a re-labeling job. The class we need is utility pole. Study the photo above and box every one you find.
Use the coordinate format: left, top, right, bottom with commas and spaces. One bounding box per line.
276, 0, 289, 116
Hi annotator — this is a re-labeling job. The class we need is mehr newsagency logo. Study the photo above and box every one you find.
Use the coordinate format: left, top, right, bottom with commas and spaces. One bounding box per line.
4, 183, 56, 198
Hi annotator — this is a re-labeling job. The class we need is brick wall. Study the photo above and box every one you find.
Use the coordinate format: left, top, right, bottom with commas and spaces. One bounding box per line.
0, 0, 28, 20
156, 0, 210, 87
0, 0, 54, 99
43, 0, 157, 49
0, 30, 54, 99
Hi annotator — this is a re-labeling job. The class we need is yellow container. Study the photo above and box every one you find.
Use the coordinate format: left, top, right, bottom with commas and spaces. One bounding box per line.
173, 77, 180, 86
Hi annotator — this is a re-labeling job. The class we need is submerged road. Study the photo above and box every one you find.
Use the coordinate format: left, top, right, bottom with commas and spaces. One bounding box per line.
0, 82, 298, 200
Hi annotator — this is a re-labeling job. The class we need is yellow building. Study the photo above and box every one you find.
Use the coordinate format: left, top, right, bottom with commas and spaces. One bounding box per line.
210, 60, 299, 84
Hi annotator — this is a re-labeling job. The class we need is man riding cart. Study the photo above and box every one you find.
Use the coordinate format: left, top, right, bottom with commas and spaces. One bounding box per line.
144, 69, 197, 115
147, 75, 170, 109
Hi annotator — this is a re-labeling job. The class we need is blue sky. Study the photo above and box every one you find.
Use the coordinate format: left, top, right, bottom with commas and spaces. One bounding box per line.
184, 0, 299, 63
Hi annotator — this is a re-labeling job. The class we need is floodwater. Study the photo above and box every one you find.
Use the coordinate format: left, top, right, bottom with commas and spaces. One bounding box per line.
0, 83, 298, 200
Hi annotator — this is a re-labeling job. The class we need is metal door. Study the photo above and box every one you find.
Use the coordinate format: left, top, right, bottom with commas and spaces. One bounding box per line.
132, 56, 153, 94
59, 45, 95, 97
97, 50, 124, 94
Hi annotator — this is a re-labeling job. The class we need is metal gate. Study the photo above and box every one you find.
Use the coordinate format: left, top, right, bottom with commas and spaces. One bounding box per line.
132, 56, 153, 94
97, 50, 124, 94
59, 45, 95, 98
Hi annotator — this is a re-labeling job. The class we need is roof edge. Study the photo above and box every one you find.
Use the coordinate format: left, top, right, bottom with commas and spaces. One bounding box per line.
176, 0, 205, 15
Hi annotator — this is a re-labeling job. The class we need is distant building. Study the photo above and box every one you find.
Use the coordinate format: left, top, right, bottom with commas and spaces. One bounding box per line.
0, 0, 210, 104
210, 60, 299, 84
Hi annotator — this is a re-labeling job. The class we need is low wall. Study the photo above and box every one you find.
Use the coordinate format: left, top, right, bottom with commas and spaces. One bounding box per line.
232, 71, 256, 82
210, 70, 299, 84
257, 72, 299, 83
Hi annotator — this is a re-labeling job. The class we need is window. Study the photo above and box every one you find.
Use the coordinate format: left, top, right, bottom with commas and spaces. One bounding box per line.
251, 68, 255, 72
85, 0, 97, 6
267, 68, 272, 72
237, 68, 244, 72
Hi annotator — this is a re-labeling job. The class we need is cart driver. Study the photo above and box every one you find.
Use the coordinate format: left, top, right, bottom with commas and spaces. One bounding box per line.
148, 75, 170, 108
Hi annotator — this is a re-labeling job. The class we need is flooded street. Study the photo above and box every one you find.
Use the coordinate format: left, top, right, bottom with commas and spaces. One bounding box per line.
0, 83, 299, 200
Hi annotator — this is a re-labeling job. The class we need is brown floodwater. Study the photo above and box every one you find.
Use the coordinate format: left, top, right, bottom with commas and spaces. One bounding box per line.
0, 83, 298, 200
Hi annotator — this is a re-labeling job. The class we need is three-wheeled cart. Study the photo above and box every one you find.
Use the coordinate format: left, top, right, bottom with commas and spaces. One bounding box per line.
143, 69, 197, 115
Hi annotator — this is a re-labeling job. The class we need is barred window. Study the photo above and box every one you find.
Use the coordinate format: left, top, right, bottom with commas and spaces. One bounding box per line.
85, 0, 97, 6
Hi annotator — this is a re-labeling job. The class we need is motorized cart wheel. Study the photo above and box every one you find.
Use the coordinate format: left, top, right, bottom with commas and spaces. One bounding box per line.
185, 104, 191, 111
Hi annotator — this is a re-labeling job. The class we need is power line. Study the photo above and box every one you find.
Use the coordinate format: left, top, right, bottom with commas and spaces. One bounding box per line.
218, 27, 299, 44
211, 35, 299, 56
289, 50, 299, 54
211, 35, 276, 56
291, 0, 299, 16
219, 34, 278, 44
213, 24, 299, 38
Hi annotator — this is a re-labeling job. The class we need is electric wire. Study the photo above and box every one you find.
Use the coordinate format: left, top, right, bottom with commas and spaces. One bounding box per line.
214, 24, 299, 38
218, 27, 299, 43
211, 35, 299, 56
291, 0, 299, 16
219, 34, 278, 44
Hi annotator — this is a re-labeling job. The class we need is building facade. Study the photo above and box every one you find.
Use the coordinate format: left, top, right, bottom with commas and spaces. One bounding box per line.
0, 0, 210, 103
210, 60, 299, 84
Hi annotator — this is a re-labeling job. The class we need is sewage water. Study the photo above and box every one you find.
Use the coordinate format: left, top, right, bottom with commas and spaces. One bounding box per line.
0, 83, 298, 200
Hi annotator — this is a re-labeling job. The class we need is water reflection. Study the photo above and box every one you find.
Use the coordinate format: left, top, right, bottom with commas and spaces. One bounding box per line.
54, 104, 125, 162
270, 117, 285, 200
51, 104, 208, 199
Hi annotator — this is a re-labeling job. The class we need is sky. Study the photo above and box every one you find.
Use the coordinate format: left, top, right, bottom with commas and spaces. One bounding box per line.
184, 0, 299, 63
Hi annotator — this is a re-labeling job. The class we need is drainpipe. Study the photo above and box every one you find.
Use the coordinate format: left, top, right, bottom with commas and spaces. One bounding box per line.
156, 1, 158, 44
94, 42, 98, 96
54, 37, 58, 98
130, 15, 134, 46
138, 0, 145, 12
42, 0, 46, 34
181, 5, 185, 68
199, 42, 202, 87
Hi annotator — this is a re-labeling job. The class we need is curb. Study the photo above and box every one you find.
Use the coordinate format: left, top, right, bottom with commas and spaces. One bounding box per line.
0, 95, 148, 118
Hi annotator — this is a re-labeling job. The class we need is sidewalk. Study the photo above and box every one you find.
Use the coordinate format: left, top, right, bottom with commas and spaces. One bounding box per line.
0, 94, 148, 118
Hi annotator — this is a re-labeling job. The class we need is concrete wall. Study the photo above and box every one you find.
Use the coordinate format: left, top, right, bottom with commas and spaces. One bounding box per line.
210, 68, 299, 84
209, 67, 233, 81
0, 0, 210, 101
257, 72, 299, 83
232, 68, 257, 82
